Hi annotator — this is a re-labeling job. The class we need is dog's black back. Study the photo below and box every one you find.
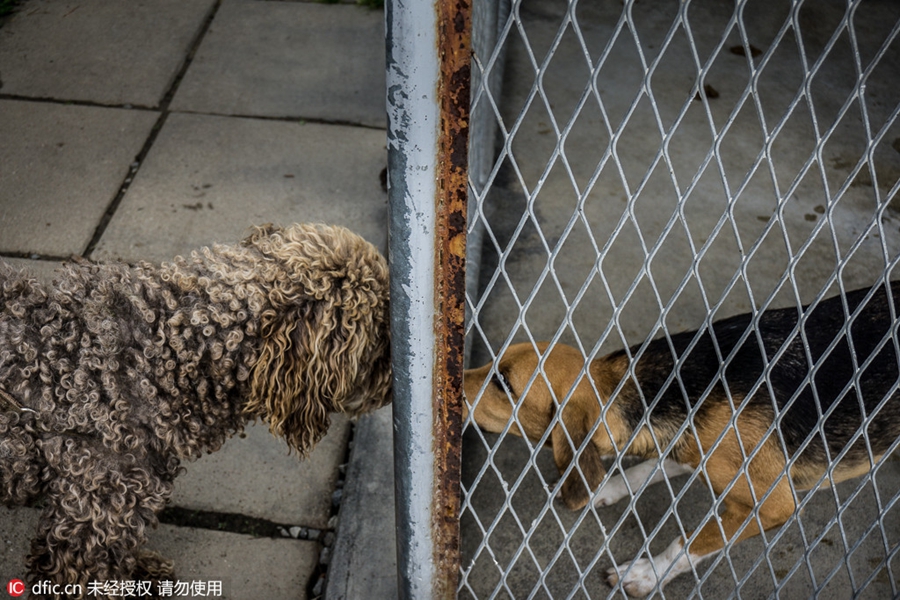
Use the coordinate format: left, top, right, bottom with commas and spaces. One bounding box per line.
618, 281, 900, 469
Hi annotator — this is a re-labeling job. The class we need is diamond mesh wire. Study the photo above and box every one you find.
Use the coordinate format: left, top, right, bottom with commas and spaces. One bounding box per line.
462, 0, 900, 597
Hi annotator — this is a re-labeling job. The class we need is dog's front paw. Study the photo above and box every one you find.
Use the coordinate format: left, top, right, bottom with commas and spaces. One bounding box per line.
605, 558, 659, 598
135, 550, 175, 580
606, 540, 693, 598
593, 474, 629, 507
554, 475, 591, 510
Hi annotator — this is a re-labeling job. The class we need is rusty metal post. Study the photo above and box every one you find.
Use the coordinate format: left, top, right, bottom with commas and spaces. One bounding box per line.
385, 0, 470, 598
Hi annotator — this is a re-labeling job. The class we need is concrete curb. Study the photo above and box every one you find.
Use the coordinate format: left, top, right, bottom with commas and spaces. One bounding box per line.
325, 407, 398, 599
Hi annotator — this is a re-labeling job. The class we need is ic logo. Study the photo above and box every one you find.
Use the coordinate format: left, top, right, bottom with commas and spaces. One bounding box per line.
6, 579, 25, 597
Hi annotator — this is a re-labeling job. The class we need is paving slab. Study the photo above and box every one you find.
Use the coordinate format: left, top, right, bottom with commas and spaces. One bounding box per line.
0, 0, 214, 107
0, 99, 158, 257
325, 407, 397, 600
174, 417, 350, 529
146, 524, 318, 600
92, 112, 388, 263
171, 0, 385, 127
0, 507, 39, 586
0, 257, 63, 284
1, 510, 316, 600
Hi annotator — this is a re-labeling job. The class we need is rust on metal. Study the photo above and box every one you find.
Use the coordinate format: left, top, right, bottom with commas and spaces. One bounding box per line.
432, 0, 471, 595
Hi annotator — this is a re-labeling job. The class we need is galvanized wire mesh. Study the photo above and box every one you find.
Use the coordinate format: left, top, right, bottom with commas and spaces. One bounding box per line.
463, 0, 900, 597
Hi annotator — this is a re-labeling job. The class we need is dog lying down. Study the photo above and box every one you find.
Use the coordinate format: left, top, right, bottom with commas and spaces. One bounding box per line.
464, 281, 900, 597
0, 224, 392, 597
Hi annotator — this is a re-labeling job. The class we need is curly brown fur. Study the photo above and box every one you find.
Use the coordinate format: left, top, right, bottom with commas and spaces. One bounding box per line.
0, 223, 391, 598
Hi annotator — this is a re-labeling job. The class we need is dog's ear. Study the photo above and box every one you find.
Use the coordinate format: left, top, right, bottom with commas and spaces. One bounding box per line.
551, 397, 607, 510
246, 297, 388, 456
246, 305, 334, 457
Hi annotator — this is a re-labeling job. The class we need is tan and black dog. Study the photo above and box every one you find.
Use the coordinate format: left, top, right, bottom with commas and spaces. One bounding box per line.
463, 281, 900, 597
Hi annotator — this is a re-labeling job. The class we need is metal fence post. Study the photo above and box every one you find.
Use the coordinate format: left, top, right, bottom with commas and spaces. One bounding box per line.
385, 0, 471, 598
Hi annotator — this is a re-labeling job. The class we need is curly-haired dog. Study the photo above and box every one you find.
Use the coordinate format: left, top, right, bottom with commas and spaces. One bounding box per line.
0, 223, 391, 597
464, 282, 900, 597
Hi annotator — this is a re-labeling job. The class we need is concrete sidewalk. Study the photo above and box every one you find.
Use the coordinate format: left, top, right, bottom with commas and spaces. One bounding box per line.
0, 1, 392, 598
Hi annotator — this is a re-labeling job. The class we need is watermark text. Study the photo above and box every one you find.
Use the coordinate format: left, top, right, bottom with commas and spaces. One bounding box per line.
7, 580, 224, 598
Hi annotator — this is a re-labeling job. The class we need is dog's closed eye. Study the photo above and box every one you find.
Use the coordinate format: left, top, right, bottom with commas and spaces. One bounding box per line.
492, 370, 515, 397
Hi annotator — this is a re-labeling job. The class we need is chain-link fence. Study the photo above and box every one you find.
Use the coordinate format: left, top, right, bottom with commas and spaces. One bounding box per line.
461, 0, 900, 597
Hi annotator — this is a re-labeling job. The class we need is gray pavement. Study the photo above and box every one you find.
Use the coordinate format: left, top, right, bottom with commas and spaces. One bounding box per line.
0, 1, 391, 598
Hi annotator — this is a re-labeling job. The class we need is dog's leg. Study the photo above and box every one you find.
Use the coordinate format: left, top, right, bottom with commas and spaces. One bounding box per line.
604, 495, 755, 597
29, 491, 130, 594
606, 435, 796, 597
552, 411, 608, 510
0, 416, 44, 507
28, 443, 173, 595
594, 458, 693, 507
605, 487, 795, 597
606, 534, 700, 598
135, 549, 175, 580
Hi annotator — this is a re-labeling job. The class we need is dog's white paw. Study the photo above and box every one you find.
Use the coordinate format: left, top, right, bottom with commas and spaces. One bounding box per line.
605, 558, 659, 598
593, 474, 629, 507
606, 539, 696, 598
